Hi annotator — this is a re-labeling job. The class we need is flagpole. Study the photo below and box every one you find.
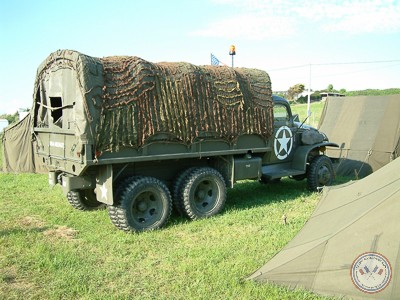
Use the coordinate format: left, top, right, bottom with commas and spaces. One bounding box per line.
229, 45, 236, 68
307, 63, 311, 124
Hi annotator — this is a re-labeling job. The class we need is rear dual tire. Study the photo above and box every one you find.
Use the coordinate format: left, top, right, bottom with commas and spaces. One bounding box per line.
66, 189, 105, 210
107, 167, 226, 232
174, 167, 226, 220
108, 177, 172, 232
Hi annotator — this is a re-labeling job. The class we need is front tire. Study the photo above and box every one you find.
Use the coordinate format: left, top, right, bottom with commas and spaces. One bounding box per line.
307, 155, 334, 191
107, 177, 172, 232
66, 189, 105, 211
181, 167, 226, 220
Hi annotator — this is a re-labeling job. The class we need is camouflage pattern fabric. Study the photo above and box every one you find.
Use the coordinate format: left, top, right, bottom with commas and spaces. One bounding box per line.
97, 56, 273, 151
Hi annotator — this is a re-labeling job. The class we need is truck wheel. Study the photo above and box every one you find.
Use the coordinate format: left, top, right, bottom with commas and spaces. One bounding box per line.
107, 177, 172, 232
113, 176, 143, 202
181, 167, 226, 220
172, 167, 197, 216
66, 190, 105, 210
307, 155, 334, 192
108, 176, 144, 231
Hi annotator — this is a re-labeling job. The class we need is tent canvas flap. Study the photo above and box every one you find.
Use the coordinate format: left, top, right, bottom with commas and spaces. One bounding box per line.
318, 95, 400, 177
2, 114, 47, 173
248, 157, 400, 299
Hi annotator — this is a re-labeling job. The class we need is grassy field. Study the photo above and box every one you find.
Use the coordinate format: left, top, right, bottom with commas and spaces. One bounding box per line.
1, 174, 341, 300
1, 101, 341, 299
0, 134, 3, 168
290, 100, 326, 128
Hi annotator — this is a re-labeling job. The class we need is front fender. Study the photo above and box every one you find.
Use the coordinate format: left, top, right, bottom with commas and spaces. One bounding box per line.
291, 142, 339, 172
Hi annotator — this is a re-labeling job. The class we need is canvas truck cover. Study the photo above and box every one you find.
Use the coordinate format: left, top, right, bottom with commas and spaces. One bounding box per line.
32, 50, 103, 148
32, 50, 273, 154
318, 95, 400, 177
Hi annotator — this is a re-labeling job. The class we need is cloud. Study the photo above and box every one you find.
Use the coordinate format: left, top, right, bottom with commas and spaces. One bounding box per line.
192, 0, 400, 39
294, 0, 400, 34
192, 14, 296, 40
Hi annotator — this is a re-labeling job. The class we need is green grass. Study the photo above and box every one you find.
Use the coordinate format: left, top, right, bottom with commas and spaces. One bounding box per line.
0, 173, 344, 300
0, 101, 343, 299
290, 101, 326, 128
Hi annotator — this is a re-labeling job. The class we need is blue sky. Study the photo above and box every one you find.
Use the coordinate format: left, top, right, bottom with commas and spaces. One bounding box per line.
1, 0, 400, 114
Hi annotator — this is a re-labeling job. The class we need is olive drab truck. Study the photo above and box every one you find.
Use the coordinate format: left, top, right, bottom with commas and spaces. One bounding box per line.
32, 50, 338, 232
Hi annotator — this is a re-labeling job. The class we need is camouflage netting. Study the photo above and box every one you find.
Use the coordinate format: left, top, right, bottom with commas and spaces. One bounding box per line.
31, 50, 273, 153
96, 56, 273, 151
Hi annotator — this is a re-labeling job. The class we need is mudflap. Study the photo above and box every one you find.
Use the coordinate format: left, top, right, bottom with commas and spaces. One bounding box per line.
60, 174, 95, 196
96, 165, 114, 205
48, 171, 58, 187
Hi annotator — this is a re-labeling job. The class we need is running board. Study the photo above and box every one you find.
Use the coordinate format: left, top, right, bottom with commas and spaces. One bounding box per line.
261, 164, 305, 181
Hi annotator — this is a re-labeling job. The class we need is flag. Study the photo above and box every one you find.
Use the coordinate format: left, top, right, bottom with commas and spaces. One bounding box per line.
211, 53, 220, 66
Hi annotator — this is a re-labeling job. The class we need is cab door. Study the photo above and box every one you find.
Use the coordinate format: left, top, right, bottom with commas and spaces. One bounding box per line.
270, 103, 297, 164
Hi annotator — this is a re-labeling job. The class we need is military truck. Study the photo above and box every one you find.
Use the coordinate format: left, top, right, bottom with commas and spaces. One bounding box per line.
32, 50, 338, 232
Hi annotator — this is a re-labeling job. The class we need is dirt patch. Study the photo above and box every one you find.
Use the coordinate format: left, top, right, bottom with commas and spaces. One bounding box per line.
0, 265, 35, 294
16, 216, 78, 241
19, 215, 46, 229
43, 225, 78, 241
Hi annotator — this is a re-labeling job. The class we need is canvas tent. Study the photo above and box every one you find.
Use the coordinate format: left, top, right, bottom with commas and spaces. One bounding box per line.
248, 157, 400, 299
318, 95, 400, 178
2, 114, 47, 173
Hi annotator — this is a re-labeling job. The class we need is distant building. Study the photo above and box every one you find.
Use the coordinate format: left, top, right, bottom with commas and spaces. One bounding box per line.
0, 119, 9, 132
320, 92, 345, 101
273, 91, 288, 97
18, 110, 29, 120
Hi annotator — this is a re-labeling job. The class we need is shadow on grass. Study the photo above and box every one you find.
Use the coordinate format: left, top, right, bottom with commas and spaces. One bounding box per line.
168, 178, 311, 226
169, 176, 355, 226
225, 178, 311, 211
227, 176, 352, 211
0, 226, 49, 237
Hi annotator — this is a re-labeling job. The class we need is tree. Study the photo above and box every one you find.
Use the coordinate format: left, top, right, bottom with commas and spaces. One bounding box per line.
327, 84, 334, 92
0, 111, 19, 125
287, 84, 305, 102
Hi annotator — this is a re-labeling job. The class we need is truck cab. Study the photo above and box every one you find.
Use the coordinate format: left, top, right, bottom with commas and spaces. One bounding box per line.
261, 95, 337, 190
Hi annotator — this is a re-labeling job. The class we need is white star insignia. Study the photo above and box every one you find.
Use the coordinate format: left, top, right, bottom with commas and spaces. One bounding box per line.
100, 183, 108, 200
274, 126, 293, 160
277, 130, 291, 154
